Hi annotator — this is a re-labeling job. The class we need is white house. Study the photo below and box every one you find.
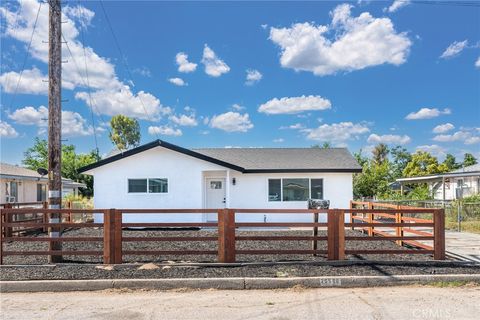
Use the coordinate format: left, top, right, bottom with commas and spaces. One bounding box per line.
79, 140, 361, 223
396, 164, 480, 201
1, 162, 86, 203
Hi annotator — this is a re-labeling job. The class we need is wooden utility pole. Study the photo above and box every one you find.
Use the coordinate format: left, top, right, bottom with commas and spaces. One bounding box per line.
48, 0, 62, 263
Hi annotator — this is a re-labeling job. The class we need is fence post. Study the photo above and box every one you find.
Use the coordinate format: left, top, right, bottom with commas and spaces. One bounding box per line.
312, 211, 318, 255
42, 201, 48, 232
349, 200, 354, 230
434, 209, 446, 260
103, 209, 114, 264
218, 209, 236, 263
367, 202, 374, 236
4, 203, 12, 238
395, 205, 403, 246
0, 209, 3, 265
113, 209, 122, 264
328, 209, 345, 260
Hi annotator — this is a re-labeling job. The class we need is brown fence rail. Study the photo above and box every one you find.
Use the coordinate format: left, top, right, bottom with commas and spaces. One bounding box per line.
0, 207, 445, 265
0, 202, 48, 236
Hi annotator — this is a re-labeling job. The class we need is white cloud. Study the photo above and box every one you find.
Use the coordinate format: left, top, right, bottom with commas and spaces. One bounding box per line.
415, 144, 446, 158
0, 67, 48, 94
273, 138, 284, 143
440, 40, 468, 59
405, 107, 451, 120
432, 123, 455, 134
231, 104, 245, 111
258, 95, 331, 114
385, 0, 411, 13
269, 4, 411, 76
201, 44, 230, 77
209, 112, 253, 132
280, 123, 305, 130
476, 57, 480, 68
148, 125, 182, 136
169, 114, 198, 127
176, 52, 197, 73
0, 0, 165, 119
245, 69, 262, 85
133, 67, 152, 77
302, 122, 370, 144
367, 133, 411, 145
168, 77, 187, 86
8, 105, 93, 137
433, 129, 480, 145
0, 120, 19, 138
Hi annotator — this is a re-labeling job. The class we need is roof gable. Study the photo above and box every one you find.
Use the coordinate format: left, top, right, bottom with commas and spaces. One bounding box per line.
78, 139, 362, 174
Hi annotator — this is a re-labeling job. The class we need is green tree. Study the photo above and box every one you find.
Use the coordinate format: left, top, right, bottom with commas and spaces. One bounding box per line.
390, 146, 412, 179
353, 149, 369, 167
403, 151, 448, 177
372, 143, 389, 164
109, 115, 140, 150
23, 138, 99, 196
463, 153, 478, 167
353, 160, 392, 199
443, 154, 461, 171
311, 142, 331, 149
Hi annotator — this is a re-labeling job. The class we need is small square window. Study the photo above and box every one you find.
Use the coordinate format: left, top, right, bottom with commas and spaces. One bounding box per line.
210, 181, 222, 189
149, 178, 168, 193
128, 179, 147, 193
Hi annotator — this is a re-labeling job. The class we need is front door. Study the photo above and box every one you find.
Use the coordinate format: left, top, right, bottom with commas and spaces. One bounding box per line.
205, 178, 226, 221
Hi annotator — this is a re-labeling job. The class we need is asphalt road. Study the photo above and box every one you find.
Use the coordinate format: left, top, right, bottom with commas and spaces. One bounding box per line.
1, 285, 479, 320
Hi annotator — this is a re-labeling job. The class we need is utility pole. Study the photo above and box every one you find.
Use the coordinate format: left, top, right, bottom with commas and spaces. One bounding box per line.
48, 0, 62, 263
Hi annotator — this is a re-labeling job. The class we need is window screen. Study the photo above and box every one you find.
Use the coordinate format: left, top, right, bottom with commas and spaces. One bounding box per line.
310, 179, 323, 200
128, 179, 147, 193
268, 179, 281, 201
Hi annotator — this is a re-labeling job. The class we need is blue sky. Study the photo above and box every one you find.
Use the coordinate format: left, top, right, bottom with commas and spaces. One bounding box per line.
1, 0, 479, 165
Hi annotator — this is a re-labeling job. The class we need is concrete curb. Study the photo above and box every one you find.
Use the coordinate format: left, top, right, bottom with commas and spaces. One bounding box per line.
2, 274, 480, 293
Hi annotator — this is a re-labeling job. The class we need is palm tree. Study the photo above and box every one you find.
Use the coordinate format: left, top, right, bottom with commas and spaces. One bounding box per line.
372, 143, 389, 164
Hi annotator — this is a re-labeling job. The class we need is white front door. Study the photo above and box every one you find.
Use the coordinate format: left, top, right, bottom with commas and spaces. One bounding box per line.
205, 178, 226, 221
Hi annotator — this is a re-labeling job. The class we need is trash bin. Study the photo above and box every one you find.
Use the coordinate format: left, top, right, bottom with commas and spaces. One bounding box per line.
308, 199, 330, 209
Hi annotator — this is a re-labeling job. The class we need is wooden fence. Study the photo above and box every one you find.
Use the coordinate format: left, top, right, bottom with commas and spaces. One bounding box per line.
0, 202, 48, 236
0, 207, 445, 265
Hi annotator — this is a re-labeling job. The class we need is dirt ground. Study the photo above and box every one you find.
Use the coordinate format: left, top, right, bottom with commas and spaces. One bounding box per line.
1, 285, 479, 320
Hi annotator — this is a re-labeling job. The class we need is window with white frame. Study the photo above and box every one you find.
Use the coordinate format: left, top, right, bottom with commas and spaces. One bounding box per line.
128, 178, 168, 193
268, 178, 323, 202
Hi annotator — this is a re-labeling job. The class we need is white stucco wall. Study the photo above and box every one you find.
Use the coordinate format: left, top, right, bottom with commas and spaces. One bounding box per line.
87, 146, 354, 223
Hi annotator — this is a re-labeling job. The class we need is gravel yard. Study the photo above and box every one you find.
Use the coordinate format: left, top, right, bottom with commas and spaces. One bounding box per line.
2, 228, 479, 281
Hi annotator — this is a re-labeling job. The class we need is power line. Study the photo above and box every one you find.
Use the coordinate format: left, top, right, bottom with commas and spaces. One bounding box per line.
98, 0, 160, 139
8, 1, 42, 111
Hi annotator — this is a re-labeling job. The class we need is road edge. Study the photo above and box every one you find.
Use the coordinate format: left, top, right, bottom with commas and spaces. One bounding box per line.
1, 274, 480, 292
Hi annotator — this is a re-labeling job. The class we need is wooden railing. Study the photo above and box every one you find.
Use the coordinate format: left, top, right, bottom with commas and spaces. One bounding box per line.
0, 207, 445, 265
0, 202, 48, 236
350, 201, 445, 259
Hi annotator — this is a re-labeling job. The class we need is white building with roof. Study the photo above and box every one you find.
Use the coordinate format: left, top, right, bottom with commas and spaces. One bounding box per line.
0, 163, 86, 203
79, 140, 361, 223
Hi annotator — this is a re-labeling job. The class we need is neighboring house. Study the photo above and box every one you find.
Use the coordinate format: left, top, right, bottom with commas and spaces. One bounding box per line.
0, 163, 86, 203
396, 164, 480, 201
79, 139, 361, 223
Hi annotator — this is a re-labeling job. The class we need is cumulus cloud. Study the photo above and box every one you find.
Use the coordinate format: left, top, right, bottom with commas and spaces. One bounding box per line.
476, 57, 480, 68
302, 122, 370, 144
415, 144, 446, 158
433, 128, 480, 145
258, 95, 331, 114
201, 44, 230, 77
0, 67, 48, 94
273, 138, 284, 143
405, 108, 451, 120
245, 69, 262, 85
367, 133, 411, 145
148, 125, 182, 136
176, 52, 197, 73
8, 105, 94, 137
168, 77, 187, 86
0, 120, 19, 138
0, 0, 165, 119
231, 104, 245, 111
169, 114, 198, 127
433, 123, 455, 134
440, 40, 468, 59
269, 4, 411, 76
209, 112, 253, 132
385, 0, 411, 13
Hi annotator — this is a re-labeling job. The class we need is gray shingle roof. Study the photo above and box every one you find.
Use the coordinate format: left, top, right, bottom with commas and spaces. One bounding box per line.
0, 163, 42, 178
193, 148, 361, 171
451, 163, 480, 173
